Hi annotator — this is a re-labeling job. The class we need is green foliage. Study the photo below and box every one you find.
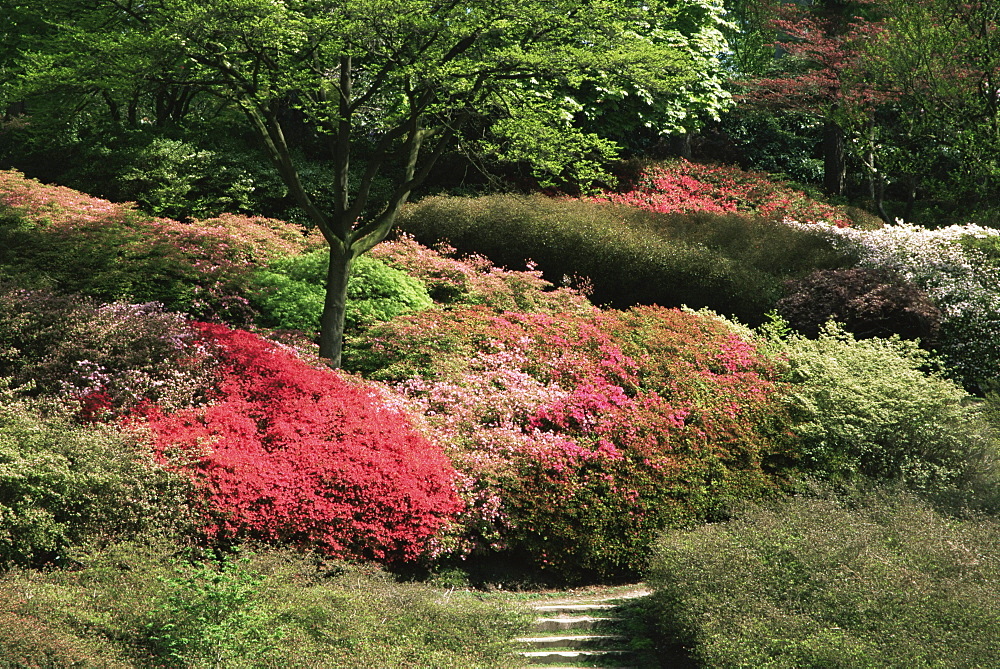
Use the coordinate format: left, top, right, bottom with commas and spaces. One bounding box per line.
770, 322, 998, 490
144, 555, 284, 667
0, 541, 530, 668
399, 191, 851, 324
648, 485, 1000, 668
63, 134, 257, 221
399, 194, 790, 323
0, 386, 196, 569
252, 250, 434, 333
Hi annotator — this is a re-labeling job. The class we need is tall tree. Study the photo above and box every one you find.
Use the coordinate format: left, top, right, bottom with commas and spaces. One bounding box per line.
737, 0, 889, 198
864, 0, 1000, 216
8, 0, 727, 366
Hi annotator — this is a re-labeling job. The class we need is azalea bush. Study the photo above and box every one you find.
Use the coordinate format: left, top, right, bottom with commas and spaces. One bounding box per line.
351, 305, 793, 582
139, 323, 463, 563
0, 170, 321, 321
597, 160, 853, 226
793, 220, 1000, 390
0, 286, 217, 417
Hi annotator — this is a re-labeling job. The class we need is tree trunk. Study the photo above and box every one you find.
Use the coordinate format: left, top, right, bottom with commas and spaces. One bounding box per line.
318, 243, 353, 368
823, 119, 846, 196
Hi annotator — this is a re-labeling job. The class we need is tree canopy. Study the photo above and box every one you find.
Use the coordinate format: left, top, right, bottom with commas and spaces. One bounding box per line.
4, 0, 733, 365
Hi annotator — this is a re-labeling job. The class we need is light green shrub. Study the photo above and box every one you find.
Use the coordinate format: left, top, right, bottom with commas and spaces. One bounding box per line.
252, 250, 434, 333
769, 322, 998, 490
0, 385, 196, 569
648, 486, 1000, 668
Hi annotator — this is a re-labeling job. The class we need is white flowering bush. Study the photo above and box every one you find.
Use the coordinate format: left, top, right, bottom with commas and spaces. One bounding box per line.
785, 220, 1000, 390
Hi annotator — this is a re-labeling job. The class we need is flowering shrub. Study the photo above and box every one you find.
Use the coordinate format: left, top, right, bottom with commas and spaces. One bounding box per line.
595, 160, 852, 226
0, 170, 321, 321
140, 324, 463, 563
789, 220, 1000, 389
353, 306, 792, 581
370, 234, 593, 313
0, 285, 217, 416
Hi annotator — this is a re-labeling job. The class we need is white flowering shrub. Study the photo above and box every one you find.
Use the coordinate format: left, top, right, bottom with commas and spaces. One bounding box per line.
785, 220, 1000, 389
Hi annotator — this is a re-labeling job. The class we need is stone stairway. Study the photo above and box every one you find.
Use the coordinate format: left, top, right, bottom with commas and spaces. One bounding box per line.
515, 588, 651, 668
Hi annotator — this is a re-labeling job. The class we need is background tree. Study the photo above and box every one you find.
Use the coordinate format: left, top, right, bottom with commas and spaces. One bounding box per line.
6, 0, 728, 366
863, 0, 1000, 220
738, 0, 889, 199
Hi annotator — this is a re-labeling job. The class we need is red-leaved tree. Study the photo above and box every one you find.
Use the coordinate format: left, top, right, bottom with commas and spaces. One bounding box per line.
740, 0, 892, 201
139, 323, 463, 563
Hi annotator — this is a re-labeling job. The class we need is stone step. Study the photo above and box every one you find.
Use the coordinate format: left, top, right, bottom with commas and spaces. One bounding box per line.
532, 603, 617, 614
515, 634, 626, 649
516, 649, 632, 665
531, 615, 620, 632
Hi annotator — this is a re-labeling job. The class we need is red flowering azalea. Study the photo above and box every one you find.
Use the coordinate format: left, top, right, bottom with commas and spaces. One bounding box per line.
139, 323, 463, 562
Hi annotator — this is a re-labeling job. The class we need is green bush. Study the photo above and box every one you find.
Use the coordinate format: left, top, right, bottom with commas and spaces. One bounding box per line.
252, 249, 434, 333
0, 386, 197, 569
398, 194, 786, 323
398, 194, 853, 324
647, 485, 1000, 668
0, 541, 530, 668
769, 321, 998, 490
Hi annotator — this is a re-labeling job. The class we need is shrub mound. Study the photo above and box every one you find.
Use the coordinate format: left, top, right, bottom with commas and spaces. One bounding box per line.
141, 323, 464, 563
370, 234, 593, 313
0, 170, 321, 321
350, 305, 793, 582
776, 267, 941, 342
0, 385, 196, 569
399, 194, 786, 322
772, 322, 996, 490
648, 487, 1000, 668
796, 220, 1000, 391
0, 285, 217, 416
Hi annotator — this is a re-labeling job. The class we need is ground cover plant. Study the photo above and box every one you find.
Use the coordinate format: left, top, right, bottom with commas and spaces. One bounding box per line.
0, 539, 529, 668
350, 305, 796, 582
647, 486, 1000, 668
